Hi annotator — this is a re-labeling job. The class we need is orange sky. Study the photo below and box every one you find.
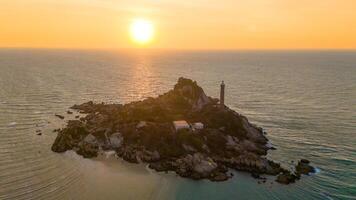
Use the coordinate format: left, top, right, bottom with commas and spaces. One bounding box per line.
1, 0, 356, 49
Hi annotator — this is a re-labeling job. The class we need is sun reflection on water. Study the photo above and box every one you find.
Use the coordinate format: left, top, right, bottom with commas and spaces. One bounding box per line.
125, 52, 155, 101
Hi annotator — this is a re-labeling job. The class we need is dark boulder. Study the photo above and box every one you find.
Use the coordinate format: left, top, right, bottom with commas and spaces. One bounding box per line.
76, 134, 99, 158
276, 171, 298, 184
296, 159, 315, 175
211, 172, 229, 181
51, 120, 88, 153
55, 114, 64, 120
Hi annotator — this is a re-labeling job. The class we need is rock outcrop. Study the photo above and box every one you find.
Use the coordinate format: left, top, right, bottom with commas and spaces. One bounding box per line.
276, 171, 299, 184
51, 77, 314, 183
77, 134, 99, 158
296, 159, 315, 175
173, 78, 212, 111
109, 133, 123, 149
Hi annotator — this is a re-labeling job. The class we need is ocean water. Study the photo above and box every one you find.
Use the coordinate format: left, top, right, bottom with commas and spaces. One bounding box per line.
0, 49, 355, 200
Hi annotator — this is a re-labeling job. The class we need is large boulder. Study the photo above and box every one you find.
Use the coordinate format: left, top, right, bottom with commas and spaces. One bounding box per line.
182, 153, 218, 176
51, 120, 88, 153
117, 146, 140, 163
212, 172, 229, 181
241, 116, 268, 145
77, 134, 99, 158
109, 132, 123, 149
51, 132, 69, 153
296, 159, 315, 175
141, 150, 160, 162
276, 171, 299, 184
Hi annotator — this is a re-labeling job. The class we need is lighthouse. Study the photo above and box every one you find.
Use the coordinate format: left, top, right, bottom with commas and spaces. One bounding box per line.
220, 81, 225, 107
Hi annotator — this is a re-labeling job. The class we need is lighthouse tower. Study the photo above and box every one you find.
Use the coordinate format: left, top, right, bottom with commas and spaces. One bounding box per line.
220, 81, 225, 107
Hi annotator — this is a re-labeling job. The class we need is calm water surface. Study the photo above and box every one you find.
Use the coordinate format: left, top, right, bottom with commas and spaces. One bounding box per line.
0, 49, 355, 200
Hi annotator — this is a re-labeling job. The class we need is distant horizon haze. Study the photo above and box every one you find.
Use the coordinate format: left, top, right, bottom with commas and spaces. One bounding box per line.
1, 47, 356, 52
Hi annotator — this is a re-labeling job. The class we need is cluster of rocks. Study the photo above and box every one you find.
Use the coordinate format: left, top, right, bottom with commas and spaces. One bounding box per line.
149, 153, 231, 181
276, 159, 315, 184
51, 77, 315, 184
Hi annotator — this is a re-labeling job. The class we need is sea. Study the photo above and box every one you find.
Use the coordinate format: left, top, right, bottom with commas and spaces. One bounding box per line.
0, 49, 355, 200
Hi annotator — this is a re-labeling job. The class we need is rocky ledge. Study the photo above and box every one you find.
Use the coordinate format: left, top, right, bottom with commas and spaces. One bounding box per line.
51, 77, 315, 183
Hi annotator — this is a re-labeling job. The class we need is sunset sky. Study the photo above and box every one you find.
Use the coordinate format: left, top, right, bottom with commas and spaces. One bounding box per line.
1, 0, 356, 50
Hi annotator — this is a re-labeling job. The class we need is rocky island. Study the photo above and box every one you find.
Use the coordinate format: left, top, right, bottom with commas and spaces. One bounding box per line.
51, 77, 315, 183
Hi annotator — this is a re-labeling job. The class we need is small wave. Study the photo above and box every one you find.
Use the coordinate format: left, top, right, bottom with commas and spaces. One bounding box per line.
145, 164, 155, 174
33, 111, 42, 114
313, 167, 321, 174
8, 122, 17, 127
320, 192, 334, 200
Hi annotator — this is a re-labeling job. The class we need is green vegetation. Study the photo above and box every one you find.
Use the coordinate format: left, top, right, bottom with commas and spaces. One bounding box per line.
177, 129, 205, 151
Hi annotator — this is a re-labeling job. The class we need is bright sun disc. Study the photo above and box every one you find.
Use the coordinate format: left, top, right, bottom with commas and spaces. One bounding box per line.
130, 19, 154, 44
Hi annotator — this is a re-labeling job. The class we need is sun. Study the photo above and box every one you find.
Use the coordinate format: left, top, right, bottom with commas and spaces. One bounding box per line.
130, 19, 154, 45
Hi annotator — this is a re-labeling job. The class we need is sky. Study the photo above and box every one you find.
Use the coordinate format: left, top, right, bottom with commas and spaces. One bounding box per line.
1, 0, 356, 50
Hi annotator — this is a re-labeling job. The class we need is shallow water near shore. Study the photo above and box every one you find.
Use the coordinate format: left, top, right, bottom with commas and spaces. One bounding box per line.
0, 49, 355, 199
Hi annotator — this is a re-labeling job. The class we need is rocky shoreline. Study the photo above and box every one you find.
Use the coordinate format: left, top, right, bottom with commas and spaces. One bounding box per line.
51, 77, 315, 184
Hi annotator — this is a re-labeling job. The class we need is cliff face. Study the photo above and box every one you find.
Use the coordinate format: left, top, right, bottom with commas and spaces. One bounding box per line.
173, 77, 212, 111
51, 77, 313, 183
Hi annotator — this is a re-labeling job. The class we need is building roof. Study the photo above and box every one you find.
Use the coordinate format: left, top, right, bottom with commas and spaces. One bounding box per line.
173, 120, 190, 130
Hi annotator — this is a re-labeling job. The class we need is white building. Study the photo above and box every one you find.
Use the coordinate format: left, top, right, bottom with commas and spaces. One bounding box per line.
192, 122, 204, 130
173, 120, 190, 132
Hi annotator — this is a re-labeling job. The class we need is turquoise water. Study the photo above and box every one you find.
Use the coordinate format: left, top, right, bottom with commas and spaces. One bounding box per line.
0, 49, 355, 199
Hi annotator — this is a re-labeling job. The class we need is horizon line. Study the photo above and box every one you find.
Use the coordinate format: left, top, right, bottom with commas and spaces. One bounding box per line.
1, 46, 356, 52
